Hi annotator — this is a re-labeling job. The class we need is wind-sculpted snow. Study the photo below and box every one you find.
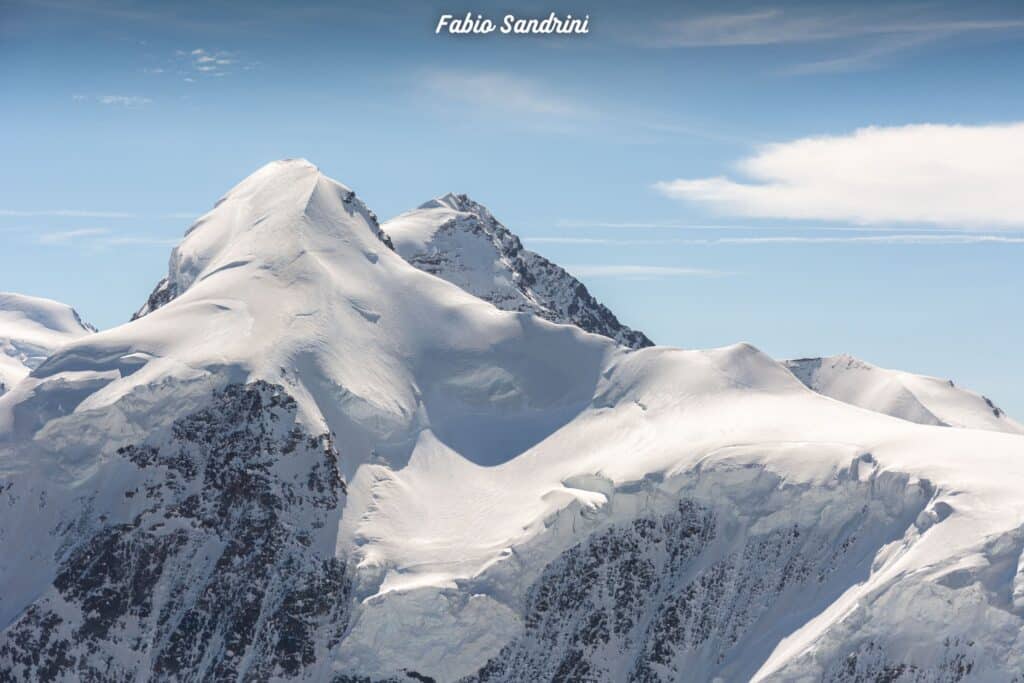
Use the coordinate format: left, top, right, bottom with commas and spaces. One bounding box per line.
786, 354, 1024, 435
0, 381, 349, 681
384, 193, 652, 349
2, 160, 1024, 682
0, 292, 94, 396
132, 160, 394, 322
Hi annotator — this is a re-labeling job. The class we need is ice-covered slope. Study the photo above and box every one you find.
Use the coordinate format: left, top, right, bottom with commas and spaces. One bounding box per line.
787, 354, 1024, 435
384, 193, 652, 349
2, 160, 1024, 682
0, 160, 616, 680
0, 292, 94, 395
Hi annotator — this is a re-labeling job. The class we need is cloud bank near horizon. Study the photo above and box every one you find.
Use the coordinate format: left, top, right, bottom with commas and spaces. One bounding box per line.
655, 122, 1024, 228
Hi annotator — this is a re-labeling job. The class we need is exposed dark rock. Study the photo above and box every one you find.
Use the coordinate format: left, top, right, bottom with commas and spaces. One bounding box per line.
391, 194, 653, 350
470, 498, 898, 682
0, 381, 350, 681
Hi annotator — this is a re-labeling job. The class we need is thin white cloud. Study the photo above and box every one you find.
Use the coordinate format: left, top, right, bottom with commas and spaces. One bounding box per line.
712, 234, 1024, 245
98, 95, 152, 106
653, 9, 1024, 47
37, 228, 111, 245
174, 48, 246, 80
550, 219, 968, 233
0, 209, 138, 218
529, 237, 620, 245
526, 234, 1024, 246
0, 210, 197, 219
655, 122, 1024, 228
780, 33, 937, 75
72, 95, 152, 107
100, 236, 180, 246
420, 69, 585, 118
35, 228, 179, 248
566, 265, 727, 279
416, 70, 744, 143
648, 8, 1024, 75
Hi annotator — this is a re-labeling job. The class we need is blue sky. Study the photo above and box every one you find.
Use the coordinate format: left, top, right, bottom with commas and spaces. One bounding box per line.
2, 0, 1023, 415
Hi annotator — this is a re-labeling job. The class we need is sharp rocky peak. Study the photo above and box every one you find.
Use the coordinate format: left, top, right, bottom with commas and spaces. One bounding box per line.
421, 192, 494, 218
384, 193, 654, 350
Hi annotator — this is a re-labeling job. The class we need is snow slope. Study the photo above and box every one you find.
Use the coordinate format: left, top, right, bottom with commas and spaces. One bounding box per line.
384, 193, 652, 349
0, 292, 94, 396
787, 354, 1024, 435
2, 160, 1024, 682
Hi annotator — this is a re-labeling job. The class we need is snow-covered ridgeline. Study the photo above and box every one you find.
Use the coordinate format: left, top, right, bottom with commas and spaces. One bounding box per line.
384, 193, 652, 349
0, 292, 94, 396
787, 354, 1024, 435
1, 160, 1023, 681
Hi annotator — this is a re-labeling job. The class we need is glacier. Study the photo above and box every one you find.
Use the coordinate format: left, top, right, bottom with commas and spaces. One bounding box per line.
1, 159, 1023, 682
0, 293, 94, 397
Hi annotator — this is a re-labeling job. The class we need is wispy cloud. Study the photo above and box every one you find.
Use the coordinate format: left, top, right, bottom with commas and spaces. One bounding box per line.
779, 33, 936, 75
29, 227, 183, 250
655, 122, 1024, 228
529, 237, 622, 245
415, 68, 747, 143
550, 219, 966, 233
99, 95, 152, 106
648, 8, 1024, 74
33, 228, 179, 248
171, 48, 252, 80
1, 209, 199, 220
710, 234, 1024, 245
566, 265, 728, 279
101, 236, 180, 246
527, 234, 1024, 247
0, 209, 138, 218
420, 68, 586, 118
37, 228, 111, 245
652, 9, 1024, 47
72, 94, 152, 107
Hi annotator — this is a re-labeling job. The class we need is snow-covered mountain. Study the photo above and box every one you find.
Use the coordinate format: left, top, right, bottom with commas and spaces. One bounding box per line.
0, 292, 94, 396
383, 193, 652, 349
787, 354, 1024, 435
2, 160, 1024, 682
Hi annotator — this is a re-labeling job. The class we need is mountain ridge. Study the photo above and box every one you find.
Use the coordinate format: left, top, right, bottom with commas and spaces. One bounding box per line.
0, 291, 94, 396
2, 160, 1023, 681
786, 353, 1024, 435
383, 192, 653, 349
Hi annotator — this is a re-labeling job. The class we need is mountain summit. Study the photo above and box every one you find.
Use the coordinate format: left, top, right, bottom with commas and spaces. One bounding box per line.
384, 192, 653, 349
2, 161, 1024, 681
132, 159, 395, 320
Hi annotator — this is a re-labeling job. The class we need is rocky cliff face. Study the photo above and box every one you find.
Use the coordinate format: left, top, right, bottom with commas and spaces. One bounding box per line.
467, 470, 976, 683
0, 382, 349, 681
384, 193, 652, 349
